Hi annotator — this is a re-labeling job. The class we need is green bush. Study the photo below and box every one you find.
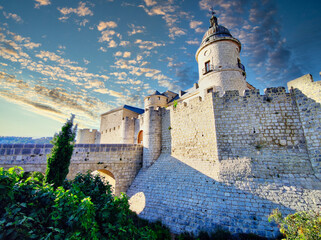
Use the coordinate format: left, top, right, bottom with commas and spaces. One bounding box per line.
269, 209, 321, 239
0, 167, 170, 240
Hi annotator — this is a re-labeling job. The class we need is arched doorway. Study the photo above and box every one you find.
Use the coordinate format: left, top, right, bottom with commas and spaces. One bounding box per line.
137, 130, 143, 144
91, 169, 116, 194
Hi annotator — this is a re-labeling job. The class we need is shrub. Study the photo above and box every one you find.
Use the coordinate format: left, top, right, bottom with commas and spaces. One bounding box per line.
269, 209, 321, 239
173, 100, 178, 108
0, 167, 170, 240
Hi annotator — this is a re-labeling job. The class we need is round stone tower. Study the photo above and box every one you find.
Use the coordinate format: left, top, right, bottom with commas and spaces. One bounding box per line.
142, 91, 167, 168
144, 90, 168, 110
196, 12, 247, 97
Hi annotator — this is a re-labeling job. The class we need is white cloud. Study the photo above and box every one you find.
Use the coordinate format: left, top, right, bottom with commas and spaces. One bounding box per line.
58, 2, 93, 20
186, 39, 199, 45
112, 51, 130, 58
99, 46, 107, 52
83, 58, 90, 65
98, 30, 116, 42
3, 12, 23, 23
123, 51, 131, 58
108, 40, 117, 48
34, 0, 51, 8
128, 24, 146, 36
190, 20, 202, 29
97, 21, 117, 31
120, 41, 130, 47
114, 51, 122, 57
110, 71, 127, 80
168, 26, 186, 39
24, 42, 41, 49
135, 39, 164, 50
144, 0, 157, 7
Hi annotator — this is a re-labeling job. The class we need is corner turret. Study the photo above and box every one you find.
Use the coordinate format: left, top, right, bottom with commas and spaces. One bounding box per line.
144, 90, 168, 110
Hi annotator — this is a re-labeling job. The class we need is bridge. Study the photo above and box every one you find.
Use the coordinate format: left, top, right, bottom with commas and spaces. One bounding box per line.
0, 143, 143, 195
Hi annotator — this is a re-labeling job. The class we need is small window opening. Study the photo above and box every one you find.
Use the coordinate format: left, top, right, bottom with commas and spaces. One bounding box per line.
205, 61, 210, 73
158, 97, 160, 100
207, 88, 214, 93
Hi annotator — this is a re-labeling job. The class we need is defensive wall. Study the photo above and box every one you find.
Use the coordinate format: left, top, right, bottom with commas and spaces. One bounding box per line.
287, 74, 321, 178
76, 129, 101, 144
0, 143, 143, 195
128, 85, 321, 238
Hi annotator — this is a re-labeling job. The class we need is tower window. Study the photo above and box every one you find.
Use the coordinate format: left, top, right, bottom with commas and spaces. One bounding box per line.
205, 61, 210, 72
158, 97, 160, 100
203, 61, 213, 75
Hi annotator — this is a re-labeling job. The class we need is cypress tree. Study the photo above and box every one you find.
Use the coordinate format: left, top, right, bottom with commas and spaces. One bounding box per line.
44, 114, 77, 188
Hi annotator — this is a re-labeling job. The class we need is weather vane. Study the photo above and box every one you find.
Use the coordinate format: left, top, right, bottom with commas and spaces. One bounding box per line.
210, 7, 216, 16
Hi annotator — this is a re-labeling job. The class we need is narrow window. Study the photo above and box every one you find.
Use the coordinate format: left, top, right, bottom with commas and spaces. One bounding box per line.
158, 97, 160, 100
205, 61, 210, 73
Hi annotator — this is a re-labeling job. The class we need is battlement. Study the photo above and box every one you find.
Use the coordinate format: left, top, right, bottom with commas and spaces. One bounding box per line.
169, 87, 290, 112
76, 128, 100, 144
123, 116, 137, 121
144, 106, 163, 113
78, 128, 99, 133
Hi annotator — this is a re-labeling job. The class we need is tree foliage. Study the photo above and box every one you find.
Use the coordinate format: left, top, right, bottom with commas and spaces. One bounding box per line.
44, 114, 77, 188
0, 167, 171, 240
269, 209, 321, 239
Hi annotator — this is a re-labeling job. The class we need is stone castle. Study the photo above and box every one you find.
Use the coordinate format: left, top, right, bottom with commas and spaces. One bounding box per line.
1, 13, 320, 238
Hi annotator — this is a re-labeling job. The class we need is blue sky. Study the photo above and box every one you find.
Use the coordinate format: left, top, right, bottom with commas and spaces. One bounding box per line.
0, 0, 320, 137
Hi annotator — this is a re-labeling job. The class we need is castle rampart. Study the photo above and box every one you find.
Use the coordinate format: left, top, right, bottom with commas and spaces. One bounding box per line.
0, 143, 143, 195
127, 86, 321, 238
288, 74, 321, 178
76, 129, 101, 144
212, 87, 313, 179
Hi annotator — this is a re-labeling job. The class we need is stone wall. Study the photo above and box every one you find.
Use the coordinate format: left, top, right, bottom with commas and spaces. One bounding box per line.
128, 153, 321, 238
213, 87, 313, 180
121, 117, 136, 144
100, 110, 123, 144
162, 94, 218, 162
0, 144, 143, 195
143, 107, 162, 168
76, 129, 101, 144
287, 74, 321, 178
128, 87, 321, 238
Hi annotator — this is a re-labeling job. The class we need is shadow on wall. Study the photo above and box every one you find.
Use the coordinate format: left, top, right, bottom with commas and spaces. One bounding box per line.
127, 153, 321, 238
92, 169, 116, 194
161, 108, 172, 154
290, 88, 321, 178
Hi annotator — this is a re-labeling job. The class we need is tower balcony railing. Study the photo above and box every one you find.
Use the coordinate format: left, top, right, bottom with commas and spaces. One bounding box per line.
202, 63, 246, 75
202, 64, 214, 75
238, 62, 245, 72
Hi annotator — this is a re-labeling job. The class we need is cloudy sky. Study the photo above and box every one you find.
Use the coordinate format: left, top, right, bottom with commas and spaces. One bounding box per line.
0, 0, 320, 137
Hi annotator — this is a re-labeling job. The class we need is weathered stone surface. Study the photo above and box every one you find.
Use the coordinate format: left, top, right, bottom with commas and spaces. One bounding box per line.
0, 144, 143, 195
